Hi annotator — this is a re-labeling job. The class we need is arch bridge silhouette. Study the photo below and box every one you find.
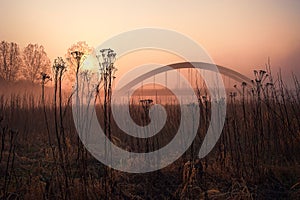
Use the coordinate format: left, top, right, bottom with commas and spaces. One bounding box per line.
117, 62, 252, 96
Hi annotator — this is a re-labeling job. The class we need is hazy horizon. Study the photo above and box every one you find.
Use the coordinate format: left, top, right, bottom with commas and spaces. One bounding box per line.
1, 0, 300, 81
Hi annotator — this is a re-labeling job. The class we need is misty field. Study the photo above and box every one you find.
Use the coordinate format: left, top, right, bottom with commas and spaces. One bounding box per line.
1, 0, 300, 198
0, 67, 300, 200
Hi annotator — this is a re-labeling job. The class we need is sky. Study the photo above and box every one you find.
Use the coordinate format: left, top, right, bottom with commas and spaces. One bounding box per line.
1, 0, 300, 81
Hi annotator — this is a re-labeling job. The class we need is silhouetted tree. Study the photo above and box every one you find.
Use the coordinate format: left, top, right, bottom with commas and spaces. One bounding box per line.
22, 44, 51, 83
65, 41, 93, 87
0, 41, 22, 81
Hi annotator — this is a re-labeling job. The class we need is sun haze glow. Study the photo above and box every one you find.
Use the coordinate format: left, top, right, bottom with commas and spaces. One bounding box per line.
1, 0, 300, 80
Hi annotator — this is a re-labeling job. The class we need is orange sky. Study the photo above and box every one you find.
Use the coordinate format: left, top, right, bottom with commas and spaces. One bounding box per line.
1, 0, 300, 79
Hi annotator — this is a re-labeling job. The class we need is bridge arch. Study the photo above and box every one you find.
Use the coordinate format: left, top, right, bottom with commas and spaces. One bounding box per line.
118, 61, 252, 92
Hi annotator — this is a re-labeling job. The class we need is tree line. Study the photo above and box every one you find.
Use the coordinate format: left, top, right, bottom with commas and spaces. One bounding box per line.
0, 41, 51, 83
0, 40, 92, 84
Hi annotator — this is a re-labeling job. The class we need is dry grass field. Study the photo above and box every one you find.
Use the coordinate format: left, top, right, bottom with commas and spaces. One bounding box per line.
0, 68, 300, 200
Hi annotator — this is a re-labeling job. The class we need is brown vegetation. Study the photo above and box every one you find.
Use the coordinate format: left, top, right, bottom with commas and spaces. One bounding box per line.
0, 69, 299, 199
0, 44, 299, 199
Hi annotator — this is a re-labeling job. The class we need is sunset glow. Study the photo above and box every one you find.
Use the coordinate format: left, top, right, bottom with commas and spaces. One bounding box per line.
1, 0, 299, 79
1, 1, 300, 198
